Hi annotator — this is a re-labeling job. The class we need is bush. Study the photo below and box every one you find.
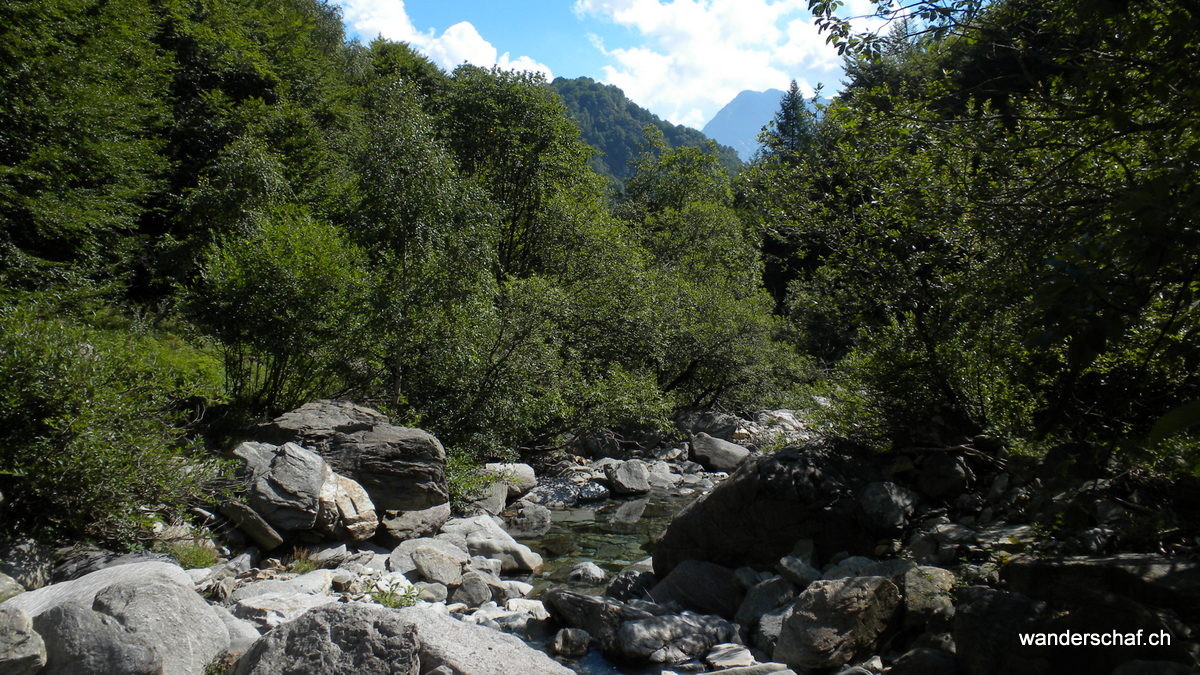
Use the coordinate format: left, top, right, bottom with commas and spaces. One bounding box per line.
0, 302, 223, 544
190, 207, 371, 413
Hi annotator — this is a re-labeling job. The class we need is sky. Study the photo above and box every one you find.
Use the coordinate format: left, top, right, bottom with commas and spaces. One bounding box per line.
332, 0, 882, 130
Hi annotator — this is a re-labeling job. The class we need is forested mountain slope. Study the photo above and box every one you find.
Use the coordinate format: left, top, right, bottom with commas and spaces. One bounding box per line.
551, 76, 742, 182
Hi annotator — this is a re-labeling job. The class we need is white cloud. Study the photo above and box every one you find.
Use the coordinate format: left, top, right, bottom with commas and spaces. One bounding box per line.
336, 0, 553, 80
574, 0, 850, 128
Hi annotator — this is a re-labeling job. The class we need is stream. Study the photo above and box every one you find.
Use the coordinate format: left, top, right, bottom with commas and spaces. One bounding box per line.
516, 488, 702, 673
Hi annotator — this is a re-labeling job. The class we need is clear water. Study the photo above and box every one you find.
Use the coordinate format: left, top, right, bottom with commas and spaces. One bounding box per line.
516, 488, 703, 673
519, 489, 699, 595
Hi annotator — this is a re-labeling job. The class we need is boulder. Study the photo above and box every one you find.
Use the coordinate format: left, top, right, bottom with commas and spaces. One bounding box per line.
605, 460, 651, 495
232, 591, 338, 631
212, 605, 260, 654
233, 441, 378, 541
606, 569, 657, 602
388, 537, 468, 576
485, 463, 538, 499
396, 604, 572, 674
504, 500, 553, 539
34, 603, 158, 674
753, 603, 793, 654
0, 538, 54, 590
332, 473, 378, 540
774, 576, 901, 670
776, 556, 820, 589
903, 566, 956, 629
611, 611, 739, 664
736, 576, 797, 628
0, 571, 23, 602
256, 400, 448, 510
654, 441, 878, 577
380, 502, 451, 543
648, 559, 744, 619
234, 603, 419, 675
706, 642, 755, 669
690, 433, 751, 472
522, 478, 583, 508
568, 562, 607, 585
411, 544, 467, 586
440, 515, 543, 573
544, 589, 654, 650
5, 562, 229, 675
220, 502, 285, 551
554, 627, 591, 657
679, 411, 742, 441
858, 481, 918, 532
0, 605, 45, 674
228, 569, 333, 602
821, 555, 875, 580
450, 571, 493, 607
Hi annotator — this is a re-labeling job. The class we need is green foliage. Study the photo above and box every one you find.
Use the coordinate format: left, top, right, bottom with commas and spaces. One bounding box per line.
753, 0, 1200, 455
370, 578, 419, 609
551, 76, 741, 182
0, 300, 224, 543
161, 542, 220, 569
190, 208, 370, 413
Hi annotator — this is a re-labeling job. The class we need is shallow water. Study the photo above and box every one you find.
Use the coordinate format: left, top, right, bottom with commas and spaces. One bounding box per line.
517, 488, 702, 674
519, 489, 699, 596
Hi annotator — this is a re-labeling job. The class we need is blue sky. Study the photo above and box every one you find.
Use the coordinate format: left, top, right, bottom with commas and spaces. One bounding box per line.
333, 0, 881, 130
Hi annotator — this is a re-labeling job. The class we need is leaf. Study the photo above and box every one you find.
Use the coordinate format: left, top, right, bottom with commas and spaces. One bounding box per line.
1149, 399, 1200, 446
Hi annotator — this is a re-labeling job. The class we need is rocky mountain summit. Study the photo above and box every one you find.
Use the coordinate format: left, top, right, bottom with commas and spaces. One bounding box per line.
1, 401, 1197, 674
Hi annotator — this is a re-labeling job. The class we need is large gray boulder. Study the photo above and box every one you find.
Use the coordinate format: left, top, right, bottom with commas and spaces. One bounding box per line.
654, 441, 879, 577
605, 460, 651, 495
690, 433, 751, 472
234, 603, 419, 675
440, 515, 543, 573
0, 604, 45, 674
232, 441, 378, 541
611, 612, 739, 664
257, 400, 448, 510
648, 559, 744, 619
4, 561, 230, 675
379, 502, 451, 543
774, 576, 901, 670
396, 604, 572, 674
389, 537, 469, 577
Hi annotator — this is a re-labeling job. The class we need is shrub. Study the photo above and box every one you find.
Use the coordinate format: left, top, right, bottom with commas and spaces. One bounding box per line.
0, 302, 223, 544
190, 207, 371, 413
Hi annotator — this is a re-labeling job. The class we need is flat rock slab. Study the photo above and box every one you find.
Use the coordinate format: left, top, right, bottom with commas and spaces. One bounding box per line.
396, 604, 572, 674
